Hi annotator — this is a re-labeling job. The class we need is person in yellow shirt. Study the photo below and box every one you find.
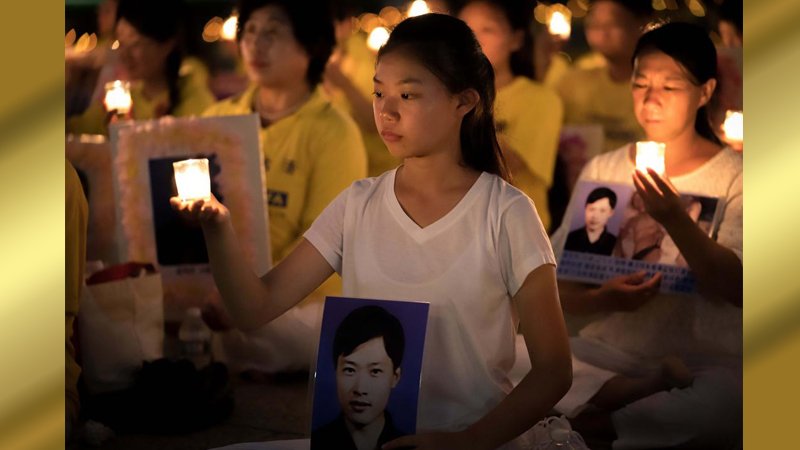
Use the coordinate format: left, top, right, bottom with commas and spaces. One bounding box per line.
555, 0, 651, 153
323, 3, 400, 177
66, 159, 88, 442
202, 0, 367, 374
531, 22, 571, 89
67, 0, 215, 135
459, 0, 563, 230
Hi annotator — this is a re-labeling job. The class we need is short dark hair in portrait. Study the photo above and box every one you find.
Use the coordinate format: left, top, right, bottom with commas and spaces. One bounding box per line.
332, 305, 405, 370
585, 186, 617, 209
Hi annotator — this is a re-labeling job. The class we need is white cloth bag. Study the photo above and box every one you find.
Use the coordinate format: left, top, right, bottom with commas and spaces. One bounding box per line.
78, 263, 164, 393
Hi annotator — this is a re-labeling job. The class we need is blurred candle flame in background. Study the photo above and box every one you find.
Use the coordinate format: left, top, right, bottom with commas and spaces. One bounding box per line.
367, 26, 390, 52
407, 0, 430, 17
548, 10, 572, 39
723, 110, 744, 143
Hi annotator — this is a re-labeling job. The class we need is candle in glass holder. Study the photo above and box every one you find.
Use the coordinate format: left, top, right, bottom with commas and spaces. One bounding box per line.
548, 10, 571, 40
173, 158, 211, 202
722, 110, 743, 144
635, 141, 666, 175
104, 80, 132, 115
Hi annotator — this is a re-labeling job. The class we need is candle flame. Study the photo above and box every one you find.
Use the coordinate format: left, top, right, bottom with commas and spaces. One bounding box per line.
549, 11, 572, 39
74, 33, 91, 53
103, 80, 133, 114
635, 141, 666, 175
367, 26, 390, 52
173, 159, 212, 202
65, 29, 77, 47
221, 15, 238, 41
408, 0, 430, 17
722, 110, 743, 142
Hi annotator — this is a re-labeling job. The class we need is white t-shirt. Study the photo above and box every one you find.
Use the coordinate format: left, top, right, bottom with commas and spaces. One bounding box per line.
305, 168, 556, 431
551, 145, 743, 362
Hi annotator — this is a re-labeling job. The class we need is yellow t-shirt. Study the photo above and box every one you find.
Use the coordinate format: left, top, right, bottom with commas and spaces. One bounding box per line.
326, 33, 400, 177
542, 53, 571, 89
66, 75, 216, 135
66, 159, 88, 421
574, 51, 607, 70
495, 77, 563, 229
203, 85, 368, 264
556, 66, 644, 153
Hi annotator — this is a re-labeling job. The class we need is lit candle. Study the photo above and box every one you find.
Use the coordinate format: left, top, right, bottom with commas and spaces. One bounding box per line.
221, 14, 238, 41
407, 0, 430, 17
548, 10, 571, 40
173, 158, 212, 202
104, 80, 132, 115
722, 110, 743, 144
367, 26, 390, 52
635, 141, 666, 175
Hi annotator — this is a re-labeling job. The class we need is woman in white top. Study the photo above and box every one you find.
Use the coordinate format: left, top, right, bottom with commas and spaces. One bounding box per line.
552, 22, 742, 449
173, 13, 571, 450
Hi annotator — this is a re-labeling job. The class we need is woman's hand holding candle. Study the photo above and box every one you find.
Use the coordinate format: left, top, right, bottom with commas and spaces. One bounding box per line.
170, 194, 230, 225
170, 158, 227, 225
632, 168, 684, 228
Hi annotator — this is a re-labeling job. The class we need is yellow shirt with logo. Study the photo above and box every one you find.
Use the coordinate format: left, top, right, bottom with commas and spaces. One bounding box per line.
495, 76, 563, 230
203, 85, 367, 264
66, 75, 216, 135
556, 66, 644, 153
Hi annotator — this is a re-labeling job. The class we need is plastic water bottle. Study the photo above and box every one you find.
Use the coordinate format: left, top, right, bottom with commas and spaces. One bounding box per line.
178, 307, 212, 369
548, 427, 583, 449
532, 416, 590, 450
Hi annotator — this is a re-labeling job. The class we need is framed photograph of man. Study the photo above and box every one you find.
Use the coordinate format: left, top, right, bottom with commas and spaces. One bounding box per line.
557, 180, 723, 295
108, 114, 270, 311
310, 297, 430, 450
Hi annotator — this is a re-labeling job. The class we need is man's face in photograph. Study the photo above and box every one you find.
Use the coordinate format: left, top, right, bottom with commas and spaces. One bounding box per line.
585, 197, 614, 233
335, 337, 401, 428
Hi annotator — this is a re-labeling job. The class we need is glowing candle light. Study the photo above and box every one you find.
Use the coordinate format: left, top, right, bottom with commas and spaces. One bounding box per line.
367, 26, 390, 52
408, 0, 430, 17
221, 14, 238, 41
635, 141, 666, 175
173, 158, 212, 202
722, 110, 743, 144
548, 10, 572, 39
103, 80, 132, 115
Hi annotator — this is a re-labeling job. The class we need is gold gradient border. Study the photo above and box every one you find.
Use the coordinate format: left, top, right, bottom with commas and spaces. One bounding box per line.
0, 0, 66, 448
0, 0, 793, 447
743, 0, 800, 447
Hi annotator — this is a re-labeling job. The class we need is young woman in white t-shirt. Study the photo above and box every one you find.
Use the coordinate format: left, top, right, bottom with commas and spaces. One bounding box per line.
173, 13, 571, 450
